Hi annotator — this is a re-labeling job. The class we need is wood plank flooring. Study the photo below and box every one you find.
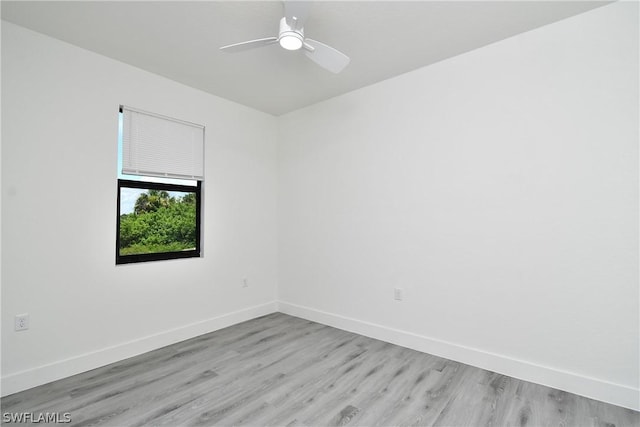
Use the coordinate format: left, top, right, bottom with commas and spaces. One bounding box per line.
2, 313, 638, 426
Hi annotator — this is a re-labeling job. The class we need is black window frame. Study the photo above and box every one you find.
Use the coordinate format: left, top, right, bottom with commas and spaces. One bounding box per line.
116, 179, 202, 265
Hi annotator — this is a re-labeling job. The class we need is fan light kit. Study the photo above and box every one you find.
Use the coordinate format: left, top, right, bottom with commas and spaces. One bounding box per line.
220, 1, 350, 74
279, 18, 304, 50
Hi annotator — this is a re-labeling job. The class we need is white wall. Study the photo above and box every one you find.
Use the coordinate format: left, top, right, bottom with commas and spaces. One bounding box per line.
278, 2, 639, 410
1, 21, 278, 394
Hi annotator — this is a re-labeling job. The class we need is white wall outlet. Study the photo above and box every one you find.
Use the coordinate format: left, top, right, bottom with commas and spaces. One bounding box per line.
15, 313, 29, 331
242, 277, 249, 288
394, 288, 403, 301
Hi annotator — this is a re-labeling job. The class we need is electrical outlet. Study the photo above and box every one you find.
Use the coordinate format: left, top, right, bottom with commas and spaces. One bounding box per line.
242, 277, 249, 288
394, 288, 403, 301
15, 313, 29, 331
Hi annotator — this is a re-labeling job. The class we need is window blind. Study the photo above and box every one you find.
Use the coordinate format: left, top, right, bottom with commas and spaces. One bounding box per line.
121, 106, 204, 180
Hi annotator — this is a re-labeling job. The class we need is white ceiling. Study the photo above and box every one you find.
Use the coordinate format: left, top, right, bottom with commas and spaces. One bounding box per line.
1, 1, 609, 116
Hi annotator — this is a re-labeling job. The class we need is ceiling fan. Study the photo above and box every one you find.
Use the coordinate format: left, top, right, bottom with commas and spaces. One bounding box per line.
219, 1, 350, 74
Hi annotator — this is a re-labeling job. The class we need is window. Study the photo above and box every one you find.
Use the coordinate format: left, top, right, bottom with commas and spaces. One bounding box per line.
117, 106, 204, 264
117, 180, 201, 264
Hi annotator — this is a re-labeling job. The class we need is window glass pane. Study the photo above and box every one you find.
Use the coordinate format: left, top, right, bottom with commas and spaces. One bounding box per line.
118, 186, 198, 257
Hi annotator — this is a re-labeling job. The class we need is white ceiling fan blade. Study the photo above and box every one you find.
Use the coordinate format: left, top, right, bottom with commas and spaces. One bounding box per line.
303, 38, 350, 74
220, 37, 278, 53
284, 0, 311, 30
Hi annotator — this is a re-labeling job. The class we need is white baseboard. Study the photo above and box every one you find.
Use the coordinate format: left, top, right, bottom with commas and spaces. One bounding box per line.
1, 301, 278, 397
4, 300, 638, 412
277, 301, 639, 412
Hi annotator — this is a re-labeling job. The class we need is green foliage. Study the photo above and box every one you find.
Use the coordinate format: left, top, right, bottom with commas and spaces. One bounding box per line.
119, 191, 197, 255
134, 190, 173, 215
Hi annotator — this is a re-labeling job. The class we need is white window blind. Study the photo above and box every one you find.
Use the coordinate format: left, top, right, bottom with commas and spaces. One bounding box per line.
122, 106, 204, 180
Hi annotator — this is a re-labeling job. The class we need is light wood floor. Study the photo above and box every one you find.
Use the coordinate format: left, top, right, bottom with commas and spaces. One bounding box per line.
2, 313, 638, 426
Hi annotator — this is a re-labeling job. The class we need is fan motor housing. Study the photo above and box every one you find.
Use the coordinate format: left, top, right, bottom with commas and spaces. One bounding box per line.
279, 17, 304, 50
